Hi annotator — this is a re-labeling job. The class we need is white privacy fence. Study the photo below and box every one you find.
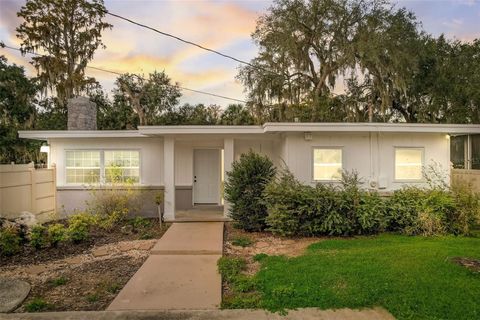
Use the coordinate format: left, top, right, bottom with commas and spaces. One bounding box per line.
0, 163, 57, 222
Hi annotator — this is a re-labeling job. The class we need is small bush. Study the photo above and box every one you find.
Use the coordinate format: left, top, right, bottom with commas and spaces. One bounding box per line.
47, 223, 67, 247
86, 293, 100, 302
50, 276, 68, 286
29, 225, 48, 249
129, 216, 152, 231
67, 213, 95, 243
98, 208, 129, 230
224, 151, 276, 232
0, 226, 22, 256
25, 298, 50, 312
231, 236, 253, 247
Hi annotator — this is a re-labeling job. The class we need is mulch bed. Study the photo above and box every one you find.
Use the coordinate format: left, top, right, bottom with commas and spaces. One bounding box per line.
16, 256, 145, 312
452, 257, 480, 273
1, 219, 167, 267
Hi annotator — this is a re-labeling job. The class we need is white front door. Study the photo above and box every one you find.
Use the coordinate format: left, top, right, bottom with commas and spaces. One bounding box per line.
193, 149, 220, 204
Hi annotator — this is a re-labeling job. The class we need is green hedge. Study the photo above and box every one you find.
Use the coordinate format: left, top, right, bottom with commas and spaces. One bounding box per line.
264, 171, 387, 236
225, 152, 480, 237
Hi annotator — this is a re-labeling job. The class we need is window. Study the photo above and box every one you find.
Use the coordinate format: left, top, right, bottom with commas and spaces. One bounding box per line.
66, 151, 101, 184
395, 148, 424, 181
313, 148, 342, 181
471, 135, 480, 170
450, 135, 467, 169
105, 150, 140, 183
65, 150, 140, 184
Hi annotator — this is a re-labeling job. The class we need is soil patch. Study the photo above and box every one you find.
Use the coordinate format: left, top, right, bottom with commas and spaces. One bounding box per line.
0, 219, 168, 267
452, 257, 480, 273
225, 223, 319, 274
16, 256, 144, 312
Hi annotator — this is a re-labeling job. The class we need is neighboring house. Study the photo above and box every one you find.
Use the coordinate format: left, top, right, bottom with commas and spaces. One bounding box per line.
19, 122, 480, 221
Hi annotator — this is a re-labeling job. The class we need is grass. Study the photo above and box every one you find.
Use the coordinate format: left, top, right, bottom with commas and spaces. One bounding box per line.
231, 235, 254, 247
251, 234, 480, 319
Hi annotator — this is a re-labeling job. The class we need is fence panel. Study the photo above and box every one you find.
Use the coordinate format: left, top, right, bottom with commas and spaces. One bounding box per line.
451, 169, 480, 193
0, 163, 57, 222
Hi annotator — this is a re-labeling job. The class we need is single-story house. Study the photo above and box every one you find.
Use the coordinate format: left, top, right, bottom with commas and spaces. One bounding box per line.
19, 122, 480, 221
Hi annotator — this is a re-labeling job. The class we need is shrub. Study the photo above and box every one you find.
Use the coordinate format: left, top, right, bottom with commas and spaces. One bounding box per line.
98, 208, 129, 230
386, 187, 425, 233
387, 187, 458, 236
449, 181, 480, 235
129, 216, 152, 231
25, 298, 50, 312
0, 226, 22, 256
47, 223, 67, 247
29, 225, 48, 249
67, 213, 95, 243
87, 176, 142, 220
265, 170, 387, 237
224, 151, 276, 231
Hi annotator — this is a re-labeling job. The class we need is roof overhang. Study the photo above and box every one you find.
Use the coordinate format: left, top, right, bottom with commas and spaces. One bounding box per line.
263, 123, 480, 134
18, 130, 143, 140
138, 125, 264, 135
18, 123, 480, 140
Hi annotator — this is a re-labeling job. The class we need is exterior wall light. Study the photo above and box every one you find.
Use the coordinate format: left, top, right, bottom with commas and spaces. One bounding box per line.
40, 144, 50, 153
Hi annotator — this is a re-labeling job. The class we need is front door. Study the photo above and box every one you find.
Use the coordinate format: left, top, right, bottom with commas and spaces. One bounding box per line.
193, 149, 220, 204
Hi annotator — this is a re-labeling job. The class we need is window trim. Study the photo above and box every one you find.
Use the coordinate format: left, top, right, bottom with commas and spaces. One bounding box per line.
393, 147, 425, 182
64, 149, 141, 185
311, 146, 344, 182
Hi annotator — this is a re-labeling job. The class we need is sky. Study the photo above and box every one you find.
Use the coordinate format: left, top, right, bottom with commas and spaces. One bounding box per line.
1, 0, 480, 107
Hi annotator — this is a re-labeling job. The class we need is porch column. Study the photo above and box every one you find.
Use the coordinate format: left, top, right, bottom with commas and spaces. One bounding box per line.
163, 136, 175, 220
223, 138, 234, 217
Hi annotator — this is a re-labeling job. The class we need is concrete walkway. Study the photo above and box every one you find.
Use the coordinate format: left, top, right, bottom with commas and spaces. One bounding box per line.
107, 222, 224, 311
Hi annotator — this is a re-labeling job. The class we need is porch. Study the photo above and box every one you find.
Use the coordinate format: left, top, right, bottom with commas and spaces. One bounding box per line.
144, 130, 280, 221
174, 205, 229, 222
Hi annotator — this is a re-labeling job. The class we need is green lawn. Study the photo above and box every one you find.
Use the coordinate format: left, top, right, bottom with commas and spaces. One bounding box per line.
255, 234, 480, 319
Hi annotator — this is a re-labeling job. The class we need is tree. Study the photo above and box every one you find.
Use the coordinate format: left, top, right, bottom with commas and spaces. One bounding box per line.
94, 89, 138, 130
0, 56, 41, 163
238, 0, 393, 121
16, 0, 112, 105
219, 104, 255, 125
114, 71, 182, 126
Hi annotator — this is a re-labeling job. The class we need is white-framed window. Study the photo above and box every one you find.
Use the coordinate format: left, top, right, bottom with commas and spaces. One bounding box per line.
66, 151, 101, 184
394, 147, 424, 181
65, 150, 140, 185
105, 150, 140, 183
313, 148, 343, 181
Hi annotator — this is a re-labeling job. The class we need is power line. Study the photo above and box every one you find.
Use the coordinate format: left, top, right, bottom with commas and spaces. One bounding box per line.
104, 11, 341, 98
0, 42, 248, 104
105, 11, 282, 78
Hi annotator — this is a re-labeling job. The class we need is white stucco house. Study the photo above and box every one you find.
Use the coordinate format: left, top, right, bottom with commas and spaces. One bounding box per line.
19, 122, 480, 221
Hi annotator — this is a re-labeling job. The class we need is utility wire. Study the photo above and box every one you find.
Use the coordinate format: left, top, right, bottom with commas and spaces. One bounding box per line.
0, 42, 248, 104
105, 11, 283, 77
104, 11, 340, 98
